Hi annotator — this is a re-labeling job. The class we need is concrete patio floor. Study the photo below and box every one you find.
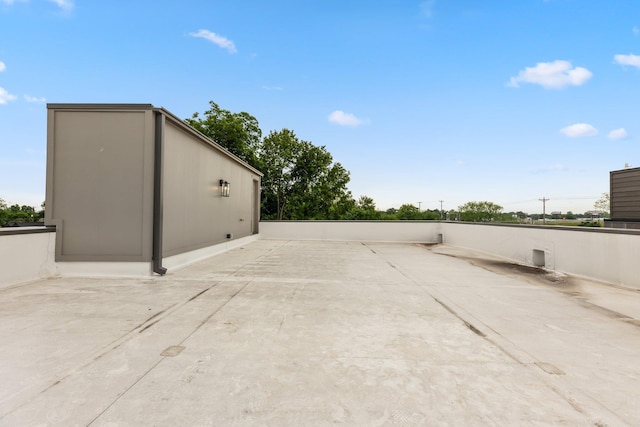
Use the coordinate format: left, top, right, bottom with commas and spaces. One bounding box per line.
1, 240, 639, 426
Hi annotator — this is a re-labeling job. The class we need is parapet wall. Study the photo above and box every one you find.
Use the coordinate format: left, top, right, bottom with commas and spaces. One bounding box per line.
260, 221, 640, 289
3, 221, 638, 290
0, 227, 56, 289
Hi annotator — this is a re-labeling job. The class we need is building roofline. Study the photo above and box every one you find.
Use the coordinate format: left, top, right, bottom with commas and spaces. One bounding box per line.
611, 166, 640, 174
47, 103, 155, 110
154, 106, 263, 177
46, 103, 263, 177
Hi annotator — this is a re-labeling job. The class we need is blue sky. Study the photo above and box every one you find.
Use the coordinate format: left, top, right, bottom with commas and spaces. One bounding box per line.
1, 0, 638, 214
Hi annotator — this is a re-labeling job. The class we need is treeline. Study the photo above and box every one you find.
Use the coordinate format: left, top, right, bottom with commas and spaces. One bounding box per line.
0, 199, 44, 226
346, 198, 442, 220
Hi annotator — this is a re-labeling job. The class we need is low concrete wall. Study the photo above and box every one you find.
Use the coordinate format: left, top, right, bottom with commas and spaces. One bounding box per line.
260, 221, 640, 289
259, 220, 440, 243
3, 222, 639, 290
0, 227, 57, 289
0, 229, 258, 286
439, 222, 640, 288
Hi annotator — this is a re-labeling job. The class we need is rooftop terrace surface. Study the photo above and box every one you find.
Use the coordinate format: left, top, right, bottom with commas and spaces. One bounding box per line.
1, 240, 639, 426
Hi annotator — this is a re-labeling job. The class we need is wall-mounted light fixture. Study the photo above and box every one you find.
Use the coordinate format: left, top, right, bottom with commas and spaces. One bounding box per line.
219, 179, 230, 197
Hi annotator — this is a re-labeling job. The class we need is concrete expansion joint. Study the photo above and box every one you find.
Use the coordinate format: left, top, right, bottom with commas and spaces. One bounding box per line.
427, 293, 626, 426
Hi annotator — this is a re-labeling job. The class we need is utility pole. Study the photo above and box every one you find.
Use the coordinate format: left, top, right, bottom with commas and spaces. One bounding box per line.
417, 202, 422, 211
439, 200, 444, 218
539, 197, 550, 224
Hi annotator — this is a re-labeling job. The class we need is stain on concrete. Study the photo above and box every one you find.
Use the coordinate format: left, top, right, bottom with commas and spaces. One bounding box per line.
535, 362, 566, 376
160, 346, 185, 357
427, 245, 640, 330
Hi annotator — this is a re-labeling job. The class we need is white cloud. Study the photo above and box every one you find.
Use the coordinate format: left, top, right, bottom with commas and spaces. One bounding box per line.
420, 0, 436, 18
0, 61, 5, 72
608, 128, 628, 140
614, 53, 640, 69
507, 60, 592, 89
189, 29, 237, 54
560, 123, 598, 138
0, 87, 17, 104
328, 110, 368, 127
49, 0, 73, 12
633, 26, 639, 36
24, 94, 46, 103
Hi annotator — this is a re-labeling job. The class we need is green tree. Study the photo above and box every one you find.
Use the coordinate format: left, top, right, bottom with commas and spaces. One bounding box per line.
0, 197, 6, 226
421, 209, 441, 220
0, 199, 45, 226
396, 204, 422, 220
187, 101, 353, 220
514, 211, 527, 220
328, 193, 356, 220
378, 208, 397, 220
185, 101, 262, 167
458, 201, 504, 222
259, 129, 351, 220
344, 196, 380, 220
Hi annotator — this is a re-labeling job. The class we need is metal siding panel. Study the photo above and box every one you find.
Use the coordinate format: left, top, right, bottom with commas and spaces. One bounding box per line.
161, 122, 255, 257
611, 169, 640, 220
51, 110, 150, 260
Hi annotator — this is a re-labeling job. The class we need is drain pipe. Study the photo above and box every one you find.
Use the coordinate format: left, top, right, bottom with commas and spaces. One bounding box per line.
152, 110, 167, 275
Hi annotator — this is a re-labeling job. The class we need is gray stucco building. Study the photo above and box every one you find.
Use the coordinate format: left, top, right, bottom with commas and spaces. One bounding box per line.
45, 104, 262, 274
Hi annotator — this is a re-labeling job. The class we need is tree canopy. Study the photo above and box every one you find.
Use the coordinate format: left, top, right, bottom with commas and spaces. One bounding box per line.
457, 201, 504, 222
259, 129, 351, 220
342, 196, 380, 220
187, 102, 352, 220
0, 198, 44, 226
185, 101, 262, 167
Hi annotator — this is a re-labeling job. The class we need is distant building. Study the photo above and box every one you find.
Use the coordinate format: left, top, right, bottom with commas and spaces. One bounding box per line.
605, 166, 640, 229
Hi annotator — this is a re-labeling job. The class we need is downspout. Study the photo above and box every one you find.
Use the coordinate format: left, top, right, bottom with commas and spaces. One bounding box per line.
152, 110, 167, 275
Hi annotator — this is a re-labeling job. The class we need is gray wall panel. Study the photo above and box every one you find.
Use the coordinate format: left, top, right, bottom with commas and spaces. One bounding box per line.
162, 122, 259, 257
46, 108, 155, 261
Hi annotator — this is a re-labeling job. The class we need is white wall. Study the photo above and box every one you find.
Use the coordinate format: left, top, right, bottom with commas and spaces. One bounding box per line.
259, 221, 440, 243
0, 230, 259, 287
0, 229, 57, 289
260, 221, 640, 289
3, 222, 639, 290
439, 223, 640, 288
